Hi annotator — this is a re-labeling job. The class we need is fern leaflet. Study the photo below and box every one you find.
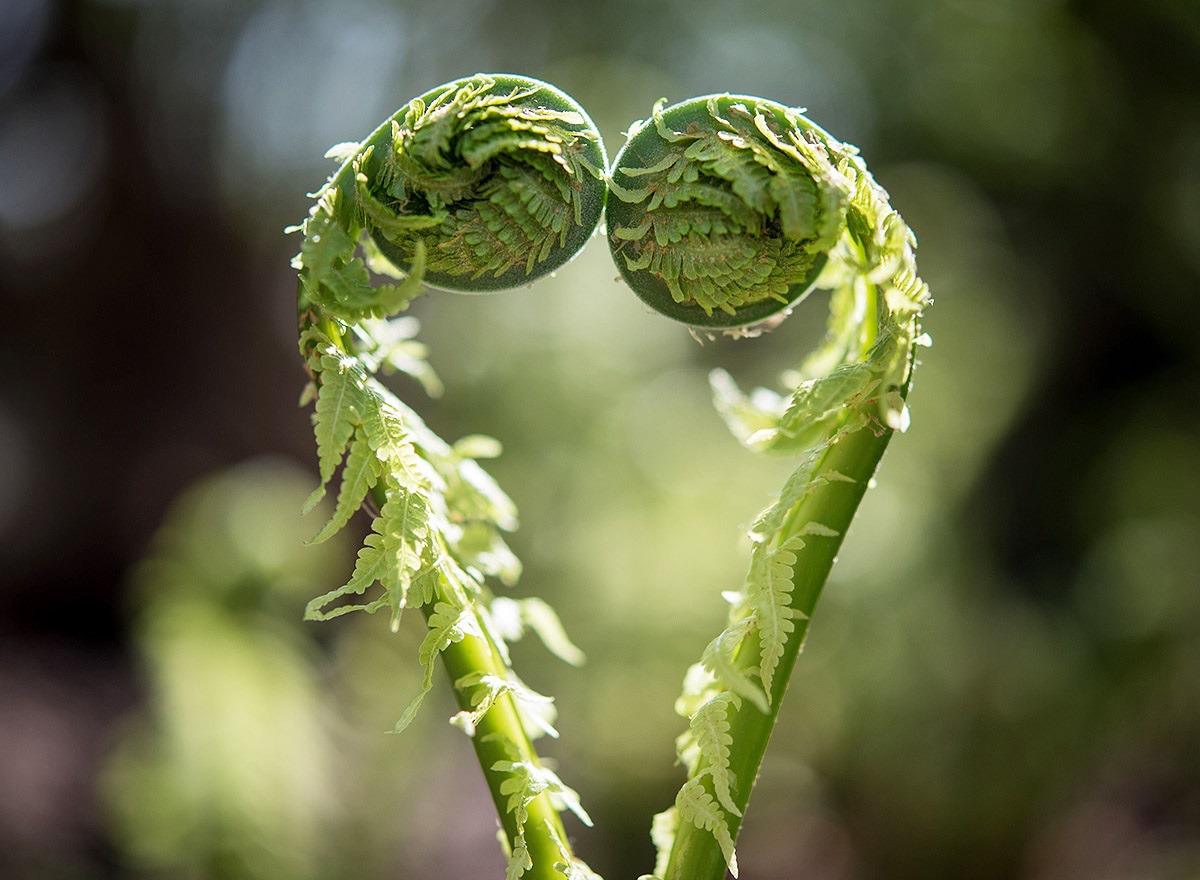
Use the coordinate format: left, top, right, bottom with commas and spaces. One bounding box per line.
307, 347, 365, 506
689, 692, 742, 817
307, 430, 379, 544
392, 601, 473, 734
450, 671, 558, 739
699, 619, 767, 713
675, 778, 738, 878
494, 745, 594, 880
747, 539, 808, 700
644, 806, 679, 880
647, 92, 931, 878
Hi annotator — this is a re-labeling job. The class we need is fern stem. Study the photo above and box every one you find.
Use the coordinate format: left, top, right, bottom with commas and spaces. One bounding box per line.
663, 406, 894, 880
292, 75, 609, 880
434, 611, 580, 878
348, 390, 590, 880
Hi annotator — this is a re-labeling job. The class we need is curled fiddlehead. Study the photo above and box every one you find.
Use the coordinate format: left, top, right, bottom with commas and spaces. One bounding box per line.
292, 74, 604, 880
620, 96, 932, 880
363, 75, 607, 292
298, 72, 606, 316
607, 95, 843, 328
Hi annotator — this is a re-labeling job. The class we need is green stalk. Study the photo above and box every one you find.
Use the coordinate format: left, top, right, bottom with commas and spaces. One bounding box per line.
434, 615, 579, 877
343, 358, 585, 880
664, 407, 894, 880
300, 249, 591, 877
301, 294, 584, 878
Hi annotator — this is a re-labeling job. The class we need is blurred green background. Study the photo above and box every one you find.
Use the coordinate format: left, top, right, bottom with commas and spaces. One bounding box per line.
2, 0, 1199, 878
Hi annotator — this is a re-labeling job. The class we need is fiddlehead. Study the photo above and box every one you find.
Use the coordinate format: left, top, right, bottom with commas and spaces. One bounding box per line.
363, 75, 607, 292
297, 72, 607, 321
619, 96, 932, 880
607, 95, 840, 328
292, 74, 604, 880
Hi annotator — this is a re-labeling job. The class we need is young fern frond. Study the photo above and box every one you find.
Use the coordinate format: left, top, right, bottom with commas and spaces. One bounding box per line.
611, 95, 931, 880
607, 96, 847, 328
292, 74, 606, 880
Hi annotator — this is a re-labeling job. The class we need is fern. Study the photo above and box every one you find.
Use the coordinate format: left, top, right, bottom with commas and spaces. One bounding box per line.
307, 345, 365, 505
607, 97, 844, 326
307, 430, 379, 544
699, 618, 768, 713
293, 74, 605, 880
490, 597, 587, 667
303, 531, 388, 621
623, 94, 931, 880
642, 807, 680, 880
450, 671, 558, 739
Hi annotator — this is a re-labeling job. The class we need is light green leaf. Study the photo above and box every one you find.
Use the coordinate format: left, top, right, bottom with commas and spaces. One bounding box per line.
312, 348, 365, 491
450, 671, 557, 739
299, 205, 355, 284
392, 601, 469, 734
490, 597, 586, 667
456, 524, 522, 586
378, 488, 432, 630
747, 540, 806, 699
709, 368, 786, 448
700, 620, 768, 713
690, 692, 742, 817
649, 807, 679, 880
359, 391, 431, 490
453, 434, 504, 459
304, 532, 386, 620
676, 778, 738, 878
307, 429, 379, 544
324, 141, 360, 162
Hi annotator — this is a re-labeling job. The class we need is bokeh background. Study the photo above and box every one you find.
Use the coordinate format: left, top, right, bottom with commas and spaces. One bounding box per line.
2, 0, 1199, 878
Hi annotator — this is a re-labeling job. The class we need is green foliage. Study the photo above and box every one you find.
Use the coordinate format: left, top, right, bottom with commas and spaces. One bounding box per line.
292, 75, 604, 880
644, 807, 680, 880
746, 539, 806, 703
640, 95, 930, 877
674, 779, 739, 877
296, 282, 586, 878
451, 671, 558, 739
395, 601, 471, 733
493, 737, 595, 880
687, 692, 742, 817
293, 73, 606, 303
490, 596, 587, 667
607, 95, 847, 327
